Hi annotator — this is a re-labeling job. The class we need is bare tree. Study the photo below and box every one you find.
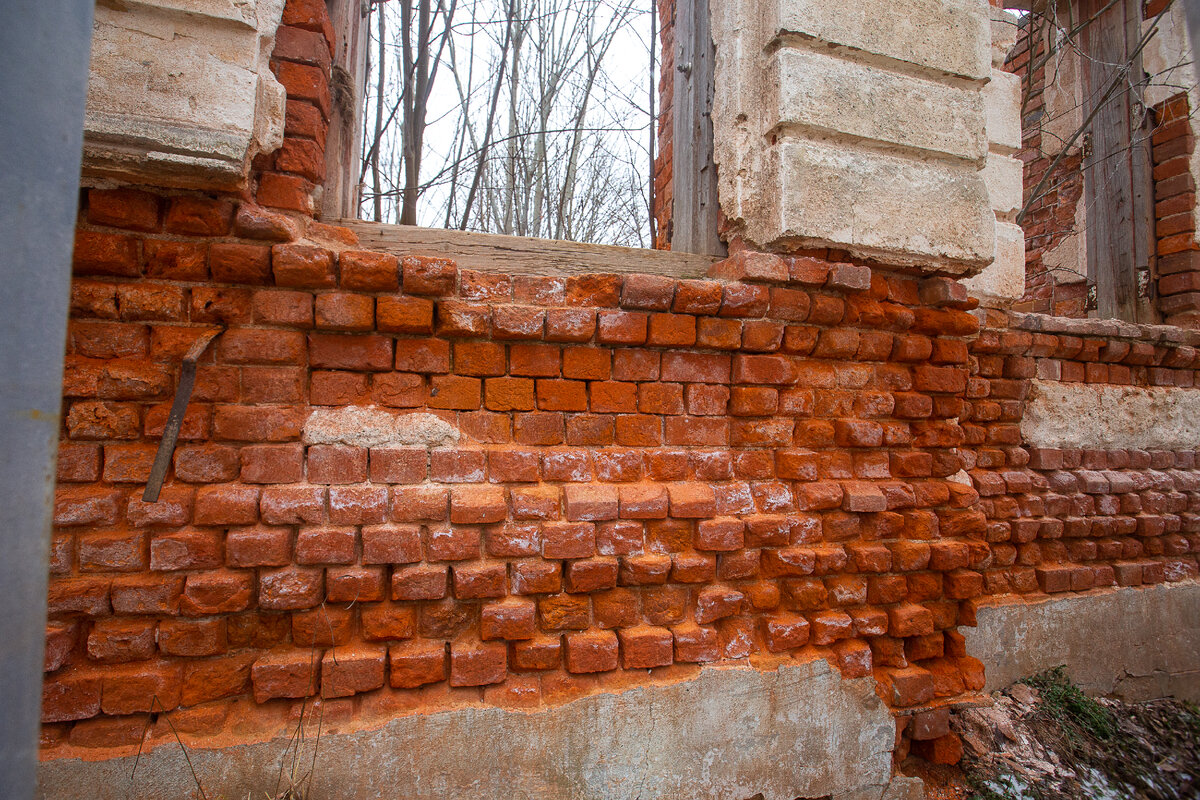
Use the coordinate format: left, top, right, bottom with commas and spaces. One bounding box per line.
359, 0, 655, 247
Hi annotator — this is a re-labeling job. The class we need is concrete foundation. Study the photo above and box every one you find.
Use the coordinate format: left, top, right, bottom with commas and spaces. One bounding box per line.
38, 660, 912, 800
965, 581, 1200, 701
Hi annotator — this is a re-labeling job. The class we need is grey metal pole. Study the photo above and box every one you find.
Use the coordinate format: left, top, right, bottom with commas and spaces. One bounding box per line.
1187, 0, 1200, 85
0, 1, 94, 796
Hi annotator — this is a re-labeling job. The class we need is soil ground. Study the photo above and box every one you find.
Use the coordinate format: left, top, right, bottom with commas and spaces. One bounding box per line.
902, 667, 1200, 800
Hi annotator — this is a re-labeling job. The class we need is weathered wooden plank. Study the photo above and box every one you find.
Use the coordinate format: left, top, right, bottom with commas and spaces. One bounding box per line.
337, 219, 721, 278
670, 0, 725, 257
1079, 0, 1157, 322
321, 0, 369, 220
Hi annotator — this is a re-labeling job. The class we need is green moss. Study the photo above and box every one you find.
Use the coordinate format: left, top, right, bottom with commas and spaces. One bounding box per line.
1024, 666, 1117, 743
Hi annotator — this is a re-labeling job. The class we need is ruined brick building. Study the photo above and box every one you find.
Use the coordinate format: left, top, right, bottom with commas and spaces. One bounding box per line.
16, 0, 1200, 798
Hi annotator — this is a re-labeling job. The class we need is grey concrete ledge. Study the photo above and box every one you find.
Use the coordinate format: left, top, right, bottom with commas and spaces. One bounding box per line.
965, 580, 1200, 702
1005, 311, 1200, 346
39, 661, 900, 800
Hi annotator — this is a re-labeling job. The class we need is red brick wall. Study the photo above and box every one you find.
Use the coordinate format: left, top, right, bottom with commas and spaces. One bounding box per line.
653, 0, 674, 251
1152, 93, 1200, 327
967, 310, 1200, 602
1006, 18, 1090, 317
40, 0, 1200, 766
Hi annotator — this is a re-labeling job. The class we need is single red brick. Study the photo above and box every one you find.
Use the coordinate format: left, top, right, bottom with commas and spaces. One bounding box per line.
209, 243, 272, 284
620, 274, 676, 309
336, 250, 398, 291
308, 332, 392, 370
315, 292, 374, 331
376, 296, 434, 334
368, 447, 426, 484
388, 641, 446, 688
181, 570, 253, 615
272, 244, 336, 288
329, 485, 388, 525
402, 255, 457, 295
428, 375, 481, 409
306, 444, 367, 483
545, 308, 597, 342
618, 626, 673, 668
258, 566, 324, 610
562, 484, 618, 522
491, 306, 545, 339
597, 310, 648, 344
695, 518, 745, 551
163, 196, 233, 236
450, 642, 506, 686
251, 650, 317, 702
257, 171, 315, 213
73, 231, 139, 277
647, 313, 696, 346
158, 618, 226, 657
452, 561, 507, 598
295, 526, 356, 564
149, 530, 222, 571
454, 341, 506, 377
227, 526, 292, 567
87, 618, 156, 663
321, 646, 385, 698
511, 560, 562, 594
88, 188, 160, 231
260, 485, 326, 525
762, 613, 810, 651
667, 483, 716, 517
239, 443, 304, 484
108, 575, 181, 615
233, 203, 299, 242
565, 630, 619, 673
481, 599, 537, 640
276, 137, 325, 182
672, 624, 719, 662
391, 485, 448, 521
358, 601, 416, 639
450, 485, 506, 524
542, 521, 598, 559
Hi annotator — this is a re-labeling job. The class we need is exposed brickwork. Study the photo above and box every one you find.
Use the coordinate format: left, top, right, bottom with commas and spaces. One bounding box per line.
1151, 93, 1200, 328
51, 178, 1020, 751
966, 309, 1200, 603
1006, 18, 1089, 317
1010, 20, 1200, 325
252, 0, 338, 216
652, 0, 674, 250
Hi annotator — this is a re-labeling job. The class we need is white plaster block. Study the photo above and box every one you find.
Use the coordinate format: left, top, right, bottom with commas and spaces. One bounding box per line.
984, 68, 1022, 153
771, 46, 987, 162
1022, 379, 1200, 450
762, 137, 995, 272
83, 0, 286, 190
962, 220, 1025, 303
990, 6, 1020, 68
982, 152, 1022, 218
774, 0, 991, 81
712, 0, 997, 274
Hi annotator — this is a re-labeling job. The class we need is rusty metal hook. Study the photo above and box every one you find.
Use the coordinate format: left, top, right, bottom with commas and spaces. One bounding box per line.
142, 327, 224, 502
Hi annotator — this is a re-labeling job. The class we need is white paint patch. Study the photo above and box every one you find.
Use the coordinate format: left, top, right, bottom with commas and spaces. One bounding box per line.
1021, 380, 1200, 450
304, 407, 460, 448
